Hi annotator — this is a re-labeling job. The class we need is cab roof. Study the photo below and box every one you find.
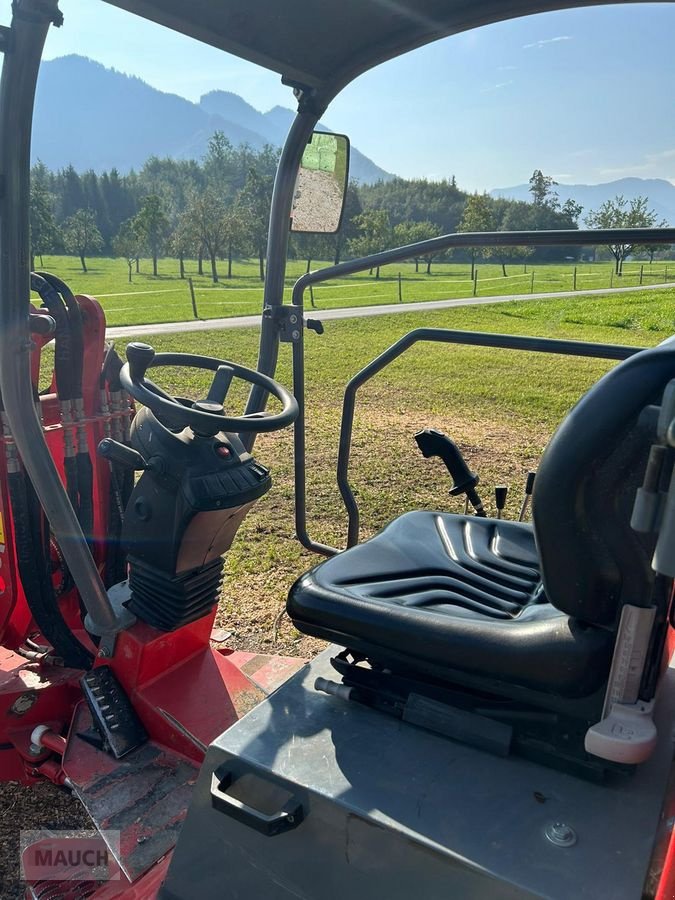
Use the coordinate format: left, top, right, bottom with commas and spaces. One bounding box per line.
102, 0, 656, 99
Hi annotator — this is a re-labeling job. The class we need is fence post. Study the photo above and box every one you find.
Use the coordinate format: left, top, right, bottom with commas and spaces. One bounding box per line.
473, 269, 478, 297
188, 277, 199, 318
530, 270, 535, 293
666, 266, 669, 283
640, 264, 644, 286
309, 284, 316, 308
573, 266, 577, 291
398, 271, 403, 303
610, 269, 614, 288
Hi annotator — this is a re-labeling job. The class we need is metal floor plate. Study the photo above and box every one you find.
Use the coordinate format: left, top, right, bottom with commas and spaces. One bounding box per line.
213, 648, 675, 900
63, 703, 199, 882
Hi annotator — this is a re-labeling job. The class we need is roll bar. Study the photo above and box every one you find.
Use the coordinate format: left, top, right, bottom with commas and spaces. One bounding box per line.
287, 226, 675, 555
0, 0, 124, 643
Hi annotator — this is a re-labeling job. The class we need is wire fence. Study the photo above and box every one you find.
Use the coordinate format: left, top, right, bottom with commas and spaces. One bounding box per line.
95, 263, 674, 325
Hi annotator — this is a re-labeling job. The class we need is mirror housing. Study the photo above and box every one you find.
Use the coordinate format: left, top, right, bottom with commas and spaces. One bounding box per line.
290, 132, 350, 234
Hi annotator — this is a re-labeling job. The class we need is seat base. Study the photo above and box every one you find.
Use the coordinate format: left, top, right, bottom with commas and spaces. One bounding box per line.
289, 511, 614, 704
327, 648, 630, 782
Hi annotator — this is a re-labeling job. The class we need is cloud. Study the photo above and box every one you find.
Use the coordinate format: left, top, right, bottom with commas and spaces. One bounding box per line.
480, 80, 513, 93
523, 35, 572, 49
597, 149, 675, 181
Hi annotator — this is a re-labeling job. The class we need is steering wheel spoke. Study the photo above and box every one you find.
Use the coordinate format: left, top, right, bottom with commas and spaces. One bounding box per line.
205, 365, 235, 405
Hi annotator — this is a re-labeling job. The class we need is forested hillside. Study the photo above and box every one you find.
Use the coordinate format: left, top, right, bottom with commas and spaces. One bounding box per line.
30, 140, 670, 283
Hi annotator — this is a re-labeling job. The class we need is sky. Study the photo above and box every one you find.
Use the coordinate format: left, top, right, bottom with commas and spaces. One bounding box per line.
6, 0, 675, 190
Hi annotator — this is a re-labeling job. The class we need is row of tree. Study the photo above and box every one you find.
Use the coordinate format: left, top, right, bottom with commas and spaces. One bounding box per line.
29, 138, 669, 279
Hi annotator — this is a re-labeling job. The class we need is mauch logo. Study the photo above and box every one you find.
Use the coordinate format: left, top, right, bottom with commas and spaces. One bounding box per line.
20, 830, 121, 883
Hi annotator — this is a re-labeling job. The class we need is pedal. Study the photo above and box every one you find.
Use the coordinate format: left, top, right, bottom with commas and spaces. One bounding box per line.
80, 665, 148, 759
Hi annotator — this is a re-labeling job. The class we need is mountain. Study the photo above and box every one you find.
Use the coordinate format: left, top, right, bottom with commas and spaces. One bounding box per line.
200, 92, 391, 185
491, 177, 675, 225
32, 56, 393, 183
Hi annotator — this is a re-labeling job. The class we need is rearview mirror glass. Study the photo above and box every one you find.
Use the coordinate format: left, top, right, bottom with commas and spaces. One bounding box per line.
290, 132, 350, 234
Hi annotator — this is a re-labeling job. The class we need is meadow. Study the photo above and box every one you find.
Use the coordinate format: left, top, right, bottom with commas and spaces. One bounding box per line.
34, 253, 675, 327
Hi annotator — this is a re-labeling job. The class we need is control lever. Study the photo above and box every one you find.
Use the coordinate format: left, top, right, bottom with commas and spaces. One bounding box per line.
306, 318, 324, 335
98, 438, 147, 471
414, 428, 486, 516
494, 485, 508, 519
518, 471, 536, 521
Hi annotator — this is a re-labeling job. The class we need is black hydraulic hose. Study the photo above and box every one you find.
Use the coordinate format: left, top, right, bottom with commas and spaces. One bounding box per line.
7, 468, 93, 669
30, 273, 72, 401
40, 273, 94, 542
35, 272, 83, 391
32, 272, 95, 537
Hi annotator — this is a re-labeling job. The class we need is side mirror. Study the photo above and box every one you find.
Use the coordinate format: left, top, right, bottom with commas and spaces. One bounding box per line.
290, 132, 350, 234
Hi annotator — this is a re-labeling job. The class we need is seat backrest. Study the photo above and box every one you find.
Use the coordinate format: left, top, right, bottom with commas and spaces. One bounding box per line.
532, 338, 675, 628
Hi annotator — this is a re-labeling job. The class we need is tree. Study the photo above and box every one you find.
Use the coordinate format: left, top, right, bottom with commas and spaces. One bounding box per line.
529, 169, 559, 209
586, 195, 665, 274
113, 219, 141, 283
169, 211, 198, 280
333, 180, 363, 265
62, 209, 103, 273
348, 210, 392, 278
561, 198, 583, 227
357, 176, 465, 235
457, 193, 495, 278
393, 220, 441, 274
639, 242, 663, 265
29, 183, 60, 269
293, 231, 335, 273
223, 204, 253, 278
59, 165, 86, 220
133, 194, 170, 276
185, 190, 230, 283
238, 168, 273, 281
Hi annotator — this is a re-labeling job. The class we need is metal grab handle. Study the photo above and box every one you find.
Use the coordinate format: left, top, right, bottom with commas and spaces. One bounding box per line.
210, 768, 304, 837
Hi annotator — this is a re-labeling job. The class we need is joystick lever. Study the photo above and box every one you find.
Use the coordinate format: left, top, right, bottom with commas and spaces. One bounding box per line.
415, 428, 486, 516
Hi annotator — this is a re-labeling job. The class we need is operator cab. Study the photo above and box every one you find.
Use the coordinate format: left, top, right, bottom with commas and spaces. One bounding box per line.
288, 338, 675, 773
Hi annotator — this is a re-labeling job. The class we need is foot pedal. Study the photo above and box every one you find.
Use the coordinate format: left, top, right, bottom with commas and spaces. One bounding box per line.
80, 665, 148, 759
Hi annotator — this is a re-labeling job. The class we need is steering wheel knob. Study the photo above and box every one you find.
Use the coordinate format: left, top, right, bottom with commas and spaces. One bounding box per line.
127, 342, 156, 380
192, 400, 225, 416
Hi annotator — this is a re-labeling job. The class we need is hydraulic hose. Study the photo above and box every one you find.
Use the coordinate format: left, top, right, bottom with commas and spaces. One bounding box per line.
30, 273, 73, 400
37, 272, 94, 541
7, 458, 93, 669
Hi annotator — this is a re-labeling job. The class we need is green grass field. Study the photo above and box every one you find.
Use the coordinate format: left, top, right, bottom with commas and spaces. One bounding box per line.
118, 285, 673, 656
33, 253, 675, 327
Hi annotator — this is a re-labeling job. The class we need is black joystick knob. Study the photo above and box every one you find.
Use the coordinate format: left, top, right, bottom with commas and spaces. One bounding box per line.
126, 342, 156, 381
414, 428, 486, 517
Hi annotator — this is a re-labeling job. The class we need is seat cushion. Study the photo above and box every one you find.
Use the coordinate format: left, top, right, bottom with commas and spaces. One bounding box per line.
288, 511, 614, 697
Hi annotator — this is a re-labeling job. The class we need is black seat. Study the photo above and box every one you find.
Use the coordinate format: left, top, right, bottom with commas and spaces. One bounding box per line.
288, 339, 675, 709
288, 511, 614, 696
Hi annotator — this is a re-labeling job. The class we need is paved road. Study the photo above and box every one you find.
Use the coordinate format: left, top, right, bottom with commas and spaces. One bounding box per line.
106, 280, 672, 339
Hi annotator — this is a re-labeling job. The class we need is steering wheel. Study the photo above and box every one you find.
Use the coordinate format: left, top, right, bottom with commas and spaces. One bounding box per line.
119, 342, 298, 435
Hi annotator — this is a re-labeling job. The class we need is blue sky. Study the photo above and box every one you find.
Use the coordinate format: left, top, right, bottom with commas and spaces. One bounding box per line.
13, 0, 675, 190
